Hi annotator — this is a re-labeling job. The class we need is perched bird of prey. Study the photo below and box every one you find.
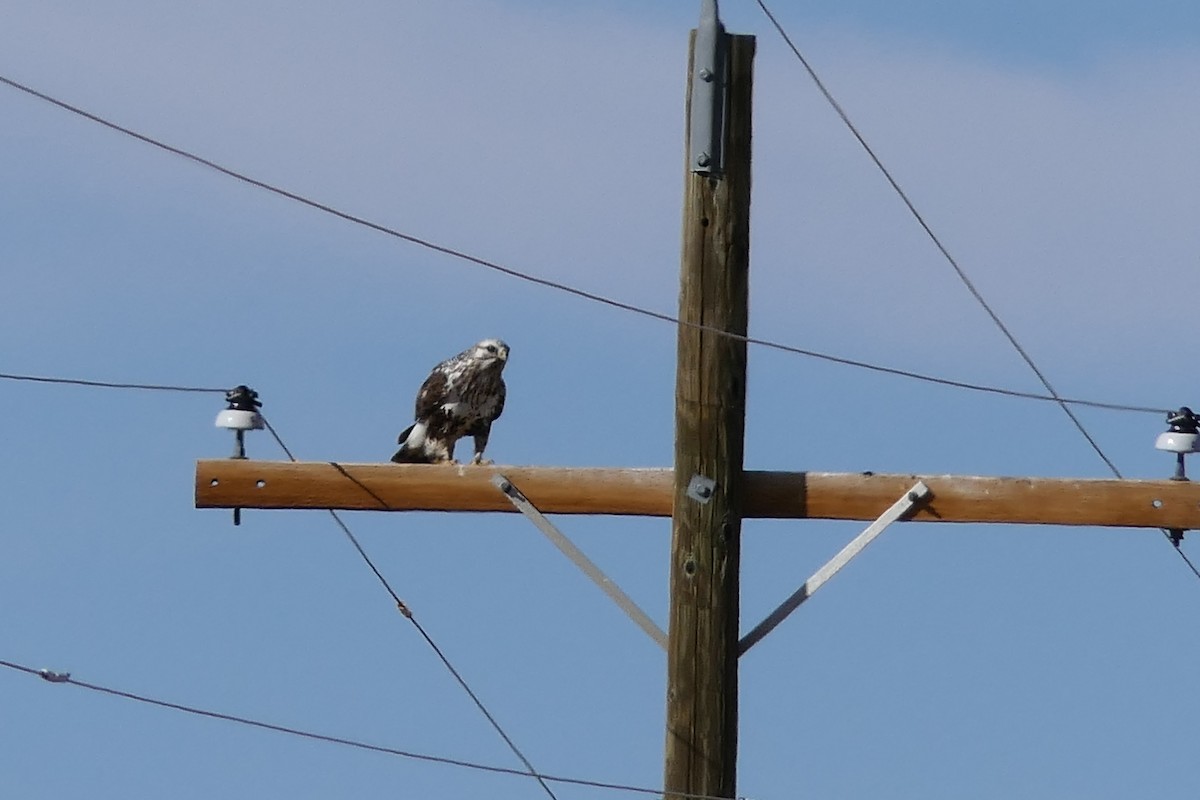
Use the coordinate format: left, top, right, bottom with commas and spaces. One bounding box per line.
391, 339, 510, 465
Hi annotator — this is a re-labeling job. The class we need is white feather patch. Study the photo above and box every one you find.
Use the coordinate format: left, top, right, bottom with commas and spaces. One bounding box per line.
404, 422, 428, 450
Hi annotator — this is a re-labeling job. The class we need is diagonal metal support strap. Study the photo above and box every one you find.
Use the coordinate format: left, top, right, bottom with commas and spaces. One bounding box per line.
491, 474, 668, 650
739, 480, 931, 656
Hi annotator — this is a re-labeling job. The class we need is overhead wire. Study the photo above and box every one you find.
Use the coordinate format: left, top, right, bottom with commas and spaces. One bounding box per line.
9, 366, 1193, 576
2, 53, 1194, 565
0, 361, 1162, 416
0, 367, 580, 791
0, 363, 1167, 417
749, 0, 1200, 581
0, 371, 750, 796
6, 363, 1177, 579
2, 30, 1195, 800
5, 365, 1188, 575
259, 417, 559, 800
0, 73, 1165, 418
1165, 534, 1200, 580
2, 62, 1194, 578
0, 658, 745, 800
0, 371, 224, 393
2, 42, 1198, 800
749, 0, 1121, 472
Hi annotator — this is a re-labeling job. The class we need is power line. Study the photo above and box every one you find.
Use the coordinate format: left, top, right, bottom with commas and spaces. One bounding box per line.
0, 74, 1165, 418
261, 417, 559, 800
8, 360, 1190, 581
750, 0, 1122, 472
3, 40, 1193, 799
0, 361, 1163, 417
7, 61, 1196, 585
750, 0, 1200, 583
2, 60, 1191, 572
0, 658, 744, 800
0, 371, 224, 393
0, 363, 1165, 417
1164, 533, 1200, 581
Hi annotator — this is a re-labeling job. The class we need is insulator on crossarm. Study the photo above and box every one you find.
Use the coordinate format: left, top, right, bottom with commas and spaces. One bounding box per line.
215, 385, 264, 525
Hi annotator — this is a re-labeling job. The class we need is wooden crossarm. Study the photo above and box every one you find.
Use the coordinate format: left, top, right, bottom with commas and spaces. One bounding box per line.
195, 460, 1200, 529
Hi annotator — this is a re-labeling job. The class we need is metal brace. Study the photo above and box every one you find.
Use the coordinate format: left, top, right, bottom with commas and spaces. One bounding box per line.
689, 0, 727, 176
738, 481, 932, 655
492, 474, 668, 650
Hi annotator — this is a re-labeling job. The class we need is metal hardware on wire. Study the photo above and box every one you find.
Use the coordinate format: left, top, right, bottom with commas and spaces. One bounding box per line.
38, 668, 71, 683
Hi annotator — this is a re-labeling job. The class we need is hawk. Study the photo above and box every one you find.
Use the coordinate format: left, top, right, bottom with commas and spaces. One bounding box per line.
391, 338, 509, 465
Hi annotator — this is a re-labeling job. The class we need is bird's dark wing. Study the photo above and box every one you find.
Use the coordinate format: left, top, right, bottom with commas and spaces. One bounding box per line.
491, 379, 506, 422
414, 368, 449, 420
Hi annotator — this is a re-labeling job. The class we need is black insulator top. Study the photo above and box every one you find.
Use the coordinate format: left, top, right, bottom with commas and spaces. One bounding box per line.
1166, 406, 1199, 434
225, 385, 262, 412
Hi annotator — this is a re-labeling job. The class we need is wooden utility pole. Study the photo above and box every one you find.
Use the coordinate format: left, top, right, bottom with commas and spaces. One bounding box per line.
663, 8, 754, 798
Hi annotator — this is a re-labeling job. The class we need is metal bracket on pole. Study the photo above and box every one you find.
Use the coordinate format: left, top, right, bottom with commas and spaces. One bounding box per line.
738, 481, 931, 656
492, 474, 668, 650
689, 0, 727, 176
686, 474, 717, 504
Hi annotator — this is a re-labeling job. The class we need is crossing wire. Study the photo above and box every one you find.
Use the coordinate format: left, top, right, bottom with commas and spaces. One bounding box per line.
0, 658, 746, 800
749, 0, 1200, 582
259, 417, 559, 800
0, 74, 1165, 418
749, 0, 1122, 472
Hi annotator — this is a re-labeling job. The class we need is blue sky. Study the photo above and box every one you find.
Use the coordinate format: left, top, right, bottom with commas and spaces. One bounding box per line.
3, 1, 1200, 798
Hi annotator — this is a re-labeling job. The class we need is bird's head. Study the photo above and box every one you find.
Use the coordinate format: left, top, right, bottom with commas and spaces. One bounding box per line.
471, 338, 510, 367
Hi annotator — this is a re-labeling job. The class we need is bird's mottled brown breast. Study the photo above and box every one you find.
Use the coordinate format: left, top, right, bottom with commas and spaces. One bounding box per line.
462, 367, 505, 421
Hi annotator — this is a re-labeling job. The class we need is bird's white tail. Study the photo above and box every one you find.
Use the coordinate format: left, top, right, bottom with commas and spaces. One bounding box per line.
402, 422, 427, 450
391, 422, 430, 463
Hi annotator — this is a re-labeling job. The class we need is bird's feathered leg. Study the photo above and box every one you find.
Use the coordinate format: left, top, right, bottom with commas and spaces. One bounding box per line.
470, 425, 492, 465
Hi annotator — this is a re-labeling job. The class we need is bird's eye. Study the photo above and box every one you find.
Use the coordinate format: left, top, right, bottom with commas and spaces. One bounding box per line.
485, 345, 497, 354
